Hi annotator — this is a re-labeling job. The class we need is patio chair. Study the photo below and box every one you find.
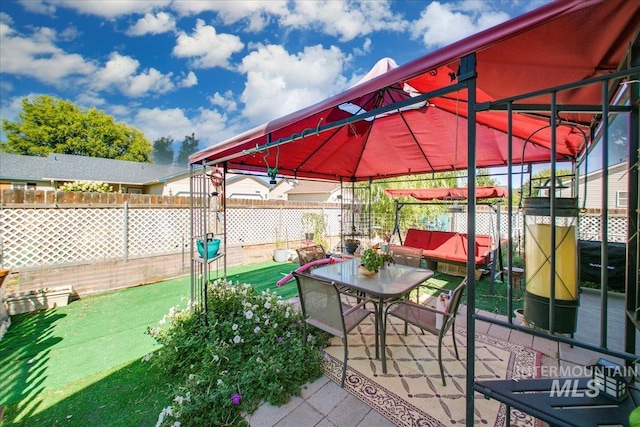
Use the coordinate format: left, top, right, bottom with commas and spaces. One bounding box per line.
296, 245, 326, 267
388, 244, 427, 301
383, 277, 467, 386
293, 271, 377, 388
388, 244, 423, 268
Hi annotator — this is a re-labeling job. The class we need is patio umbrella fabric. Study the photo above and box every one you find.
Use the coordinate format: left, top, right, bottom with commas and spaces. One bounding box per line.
190, 0, 640, 183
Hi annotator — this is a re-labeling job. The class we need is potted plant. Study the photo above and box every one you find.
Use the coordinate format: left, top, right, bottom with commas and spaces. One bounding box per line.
359, 248, 386, 278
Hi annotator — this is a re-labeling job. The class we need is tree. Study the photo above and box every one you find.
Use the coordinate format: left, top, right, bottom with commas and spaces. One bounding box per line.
152, 136, 175, 165
175, 133, 199, 166
1, 95, 152, 162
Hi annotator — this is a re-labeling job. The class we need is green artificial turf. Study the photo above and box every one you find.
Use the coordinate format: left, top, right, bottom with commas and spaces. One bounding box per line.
226, 261, 300, 300
0, 261, 300, 426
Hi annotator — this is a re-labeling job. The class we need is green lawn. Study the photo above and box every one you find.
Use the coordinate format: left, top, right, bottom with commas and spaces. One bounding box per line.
0, 261, 518, 426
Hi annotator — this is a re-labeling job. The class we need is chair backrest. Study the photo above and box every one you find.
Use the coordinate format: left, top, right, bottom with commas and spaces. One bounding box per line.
293, 272, 345, 338
296, 245, 326, 266
449, 278, 466, 312
389, 244, 423, 268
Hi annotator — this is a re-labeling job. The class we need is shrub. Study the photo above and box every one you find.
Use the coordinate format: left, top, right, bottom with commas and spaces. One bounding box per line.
59, 180, 113, 193
147, 279, 327, 427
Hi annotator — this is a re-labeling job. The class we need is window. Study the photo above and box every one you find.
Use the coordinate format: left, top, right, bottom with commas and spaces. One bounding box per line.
616, 191, 628, 208
11, 182, 36, 189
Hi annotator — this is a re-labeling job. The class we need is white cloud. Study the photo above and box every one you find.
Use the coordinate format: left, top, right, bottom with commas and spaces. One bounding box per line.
410, 1, 510, 48
127, 12, 176, 36
92, 52, 174, 97
17, 0, 55, 15
58, 24, 80, 41
132, 106, 233, 148
208, 91, 237, 113
172, 19, 244, 69
22, 0, 170, 18
178, 71, 198, 88
281, 0, 407, 42
0, 21, 96, 85
172, 1, 288, 32
353, 37, 372, 57
238, 44, 349, 124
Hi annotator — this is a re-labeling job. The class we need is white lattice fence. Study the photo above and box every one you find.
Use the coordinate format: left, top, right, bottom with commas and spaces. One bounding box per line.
226, 208, 341, 246
452, 210, 627, 243
128, 208, 191, 257
1, 207, 191, 269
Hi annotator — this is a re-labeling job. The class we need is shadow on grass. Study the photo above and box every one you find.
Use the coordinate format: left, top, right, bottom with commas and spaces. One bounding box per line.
0, 309, 65, 415
1, 358, 174, 427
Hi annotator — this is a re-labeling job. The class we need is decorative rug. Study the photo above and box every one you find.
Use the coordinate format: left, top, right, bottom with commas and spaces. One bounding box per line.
321, 315, 540, 427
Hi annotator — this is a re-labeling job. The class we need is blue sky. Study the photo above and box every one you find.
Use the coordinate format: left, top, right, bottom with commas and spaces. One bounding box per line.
1, 0, 550, 154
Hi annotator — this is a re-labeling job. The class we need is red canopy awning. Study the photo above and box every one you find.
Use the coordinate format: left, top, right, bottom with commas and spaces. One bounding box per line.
385, 186, 508, 201
190, 0, 640, 182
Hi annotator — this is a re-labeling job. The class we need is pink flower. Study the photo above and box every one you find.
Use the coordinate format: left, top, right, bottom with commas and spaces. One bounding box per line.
231, 393, 242, 405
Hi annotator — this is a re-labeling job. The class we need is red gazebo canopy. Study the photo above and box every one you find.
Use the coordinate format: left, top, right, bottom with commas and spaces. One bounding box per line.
190, 0, 640, 182
385, 186, 508, 201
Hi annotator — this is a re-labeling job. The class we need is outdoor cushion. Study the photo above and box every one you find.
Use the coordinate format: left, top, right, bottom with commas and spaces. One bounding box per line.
403, 229, 492, 267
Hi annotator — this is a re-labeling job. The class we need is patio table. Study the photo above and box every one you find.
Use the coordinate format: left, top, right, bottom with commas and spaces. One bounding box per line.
311, 258, 434, 373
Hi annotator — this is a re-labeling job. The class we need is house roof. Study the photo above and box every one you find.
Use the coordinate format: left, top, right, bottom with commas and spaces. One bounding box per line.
225, 174, 269, 188
0, 153, 188, 185
286, 180, 340, 194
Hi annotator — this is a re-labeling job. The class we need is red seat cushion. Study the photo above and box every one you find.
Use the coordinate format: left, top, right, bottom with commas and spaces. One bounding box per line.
404, 228, 432, 251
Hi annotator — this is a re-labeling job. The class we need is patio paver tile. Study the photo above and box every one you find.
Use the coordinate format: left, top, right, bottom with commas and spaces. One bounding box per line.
273, 402, 324, 427
305, 379, 350, 415
325, 393, 371, 427
300, 375, 330, 400
247, 395, 304, 427
486, 324, 511, 341
532, 335, 559, 359
508, 329, 535, 348
356, 408, 397, 427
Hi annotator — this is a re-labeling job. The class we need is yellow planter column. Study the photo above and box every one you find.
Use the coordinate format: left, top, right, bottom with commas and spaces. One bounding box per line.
523, 197, 579, 333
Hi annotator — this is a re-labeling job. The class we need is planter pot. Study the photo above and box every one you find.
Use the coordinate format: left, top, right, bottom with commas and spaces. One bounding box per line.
358, 265, 377, 278
197, 238, 221, 258
514, 309, 530, 327
4, 286, 73, 315
273, 249, 288, 262
344, 240, 360, 255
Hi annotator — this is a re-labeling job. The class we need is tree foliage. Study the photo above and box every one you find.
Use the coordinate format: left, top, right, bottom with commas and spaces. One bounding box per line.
175, 133, 199, 166
520, 168, 572, 199
1, 95, 152, 162
153, 136, 175, 165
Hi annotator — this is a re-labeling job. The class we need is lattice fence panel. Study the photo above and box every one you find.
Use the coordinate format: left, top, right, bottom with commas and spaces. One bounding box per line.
128, 208, 191, 256
579, 215, 627, 243
452, 210, 627, 243
225, 208, 341, 246
1, 208, 124, 268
